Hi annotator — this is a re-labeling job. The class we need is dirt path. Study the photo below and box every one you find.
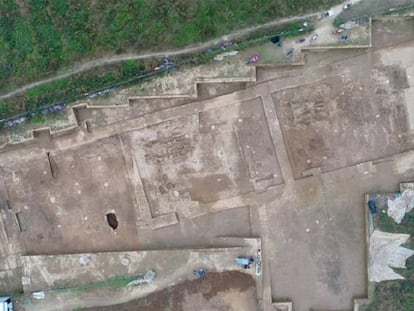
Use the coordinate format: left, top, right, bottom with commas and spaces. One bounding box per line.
0, 11, 324, 100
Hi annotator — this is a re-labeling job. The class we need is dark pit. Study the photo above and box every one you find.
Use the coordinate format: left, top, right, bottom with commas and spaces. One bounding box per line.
106, 213, 118, 230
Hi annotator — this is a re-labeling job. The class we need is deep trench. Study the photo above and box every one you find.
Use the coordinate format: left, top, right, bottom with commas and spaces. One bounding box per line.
105, 213, 118, 230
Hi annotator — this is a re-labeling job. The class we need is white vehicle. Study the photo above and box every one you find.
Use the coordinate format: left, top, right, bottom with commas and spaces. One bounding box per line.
343, 3, 353, 10
213, 50, 239, 61
310, 34, 319, 42
0, 297, 13, 311
322, 10, 333, 18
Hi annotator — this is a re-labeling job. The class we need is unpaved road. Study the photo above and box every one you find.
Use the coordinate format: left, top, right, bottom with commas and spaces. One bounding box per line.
0, 11, 323, 100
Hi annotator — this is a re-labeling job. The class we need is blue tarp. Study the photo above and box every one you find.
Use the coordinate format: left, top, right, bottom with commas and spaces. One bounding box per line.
368, 199, 377, 214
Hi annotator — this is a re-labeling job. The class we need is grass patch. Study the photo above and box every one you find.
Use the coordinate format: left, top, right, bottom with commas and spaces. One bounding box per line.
0, 59, 149, 120
13, 287, 24, 298
29, 115, 45, 124
334, 0, 414, 25
363, 281, 414, 311
364, 193, 414, 310
386, 6, 414, 16
0, 0, 341, 93
0, 18, 314, 124
53, 275, 138, 294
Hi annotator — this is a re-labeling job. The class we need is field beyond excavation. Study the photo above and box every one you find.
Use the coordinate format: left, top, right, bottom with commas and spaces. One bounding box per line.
0, 0, 340, 93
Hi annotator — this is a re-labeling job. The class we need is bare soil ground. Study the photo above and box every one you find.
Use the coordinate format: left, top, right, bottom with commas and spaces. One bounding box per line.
337, 0, 414, 22
74, 82, 250, 129
1, 17, 414, 311
122, 96, 282, 216
272, 21, 414, 178
0, 96, 282, 254
372, 17, 414, 48
196, 82, 248, 100
1, 136, 140, 254
80, 271, 257, 311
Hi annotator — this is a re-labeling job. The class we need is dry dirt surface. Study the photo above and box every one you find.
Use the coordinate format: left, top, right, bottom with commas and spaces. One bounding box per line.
1, 136, 140, 254
80, 271, 257, 311
272, 63, 411, 178
0, 96, 282, 255
270, 18, 414, 179
1, 16, 414, 311
372, 17, 414, 49
125, 97, 281, 207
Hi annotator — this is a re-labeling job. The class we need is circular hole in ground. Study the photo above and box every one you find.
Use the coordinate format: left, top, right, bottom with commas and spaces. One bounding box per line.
106, 212, 118, 230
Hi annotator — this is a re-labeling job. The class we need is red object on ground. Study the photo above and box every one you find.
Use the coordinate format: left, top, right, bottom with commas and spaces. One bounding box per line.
247, 54, 260, 64
332, 28, 344, 35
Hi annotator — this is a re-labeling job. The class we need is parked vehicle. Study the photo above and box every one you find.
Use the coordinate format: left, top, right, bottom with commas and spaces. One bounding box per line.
214, 50, 239, 61
339, 35, 350, 42
246, 54, 260, 64
220, 41, 235, 50
154, 58, 174, 71
3, 116, 28, 128
41, 103, 65, 115
297, 38, 306, 43
321, 10, 333, 18
310, 34, 318, 42
332, 28, 344, 35
286, 48, 294, 60
343, 3, 353, 10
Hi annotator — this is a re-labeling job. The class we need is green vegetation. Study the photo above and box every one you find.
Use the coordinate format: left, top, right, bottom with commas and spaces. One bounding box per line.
0, 0, 336, 123
29, 115, 45, 124
0, 18, 314, 122
13, 287, 24, 297
0, 0, 341, 94
363, 195, 414, 310
0, 60, 149, 120
363, 281, 414, 311
54, 274, 139, 293
385, 6, 414, 16
334, 0, 414, 25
